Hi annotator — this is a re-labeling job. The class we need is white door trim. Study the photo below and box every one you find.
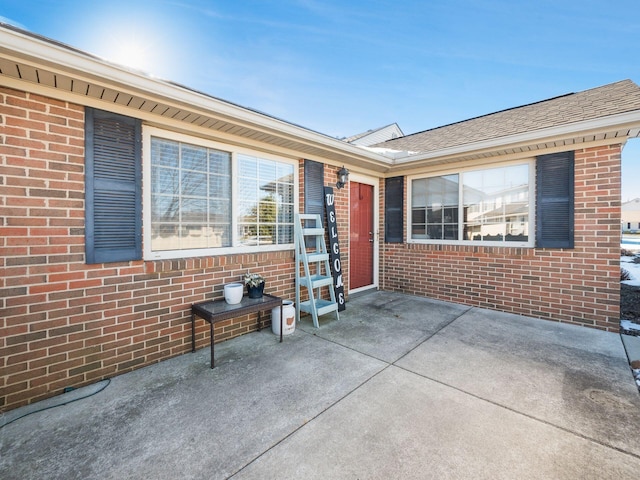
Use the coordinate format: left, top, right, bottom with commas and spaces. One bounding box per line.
348, 173, 379, 294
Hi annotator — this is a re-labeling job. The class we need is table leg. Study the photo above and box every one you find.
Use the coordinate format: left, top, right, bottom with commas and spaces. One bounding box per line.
280, 300, 283, 343
257, 311, 262, 331
210, 321, 214, 369
191, 313, 195, 353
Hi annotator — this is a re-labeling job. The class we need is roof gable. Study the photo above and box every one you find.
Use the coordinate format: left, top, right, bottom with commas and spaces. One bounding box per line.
344, 123, 404, 146
622, 198, 640, 211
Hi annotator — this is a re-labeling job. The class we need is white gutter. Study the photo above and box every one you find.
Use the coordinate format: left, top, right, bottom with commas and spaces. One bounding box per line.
392, 110, 640, 164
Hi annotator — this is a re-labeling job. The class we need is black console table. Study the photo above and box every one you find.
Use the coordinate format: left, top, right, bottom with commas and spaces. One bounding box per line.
191, 294, 283, 368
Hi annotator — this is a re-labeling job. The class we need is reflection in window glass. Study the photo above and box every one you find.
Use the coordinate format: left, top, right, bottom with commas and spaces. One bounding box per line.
410, 164, 529, 244
463, 164, 529, 242
259, 159, 277, 184
239, 178, 258, 203
180, 170, 207, 197
238, 155, 257, 178
150, 137, 295, 253
181, 145, 207, 172
278, 183, 294, 204
152, 140, 178, 168
237, 154, 294, 246
411, 175, 459, 240
150, 138, 231, 251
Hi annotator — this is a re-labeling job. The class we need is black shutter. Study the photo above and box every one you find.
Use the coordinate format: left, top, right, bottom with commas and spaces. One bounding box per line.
536, 151, 574, 248
304, 159, 325, 216
385, 176, 404, 243
304, 160, 325, 248
85, 108, 142, 264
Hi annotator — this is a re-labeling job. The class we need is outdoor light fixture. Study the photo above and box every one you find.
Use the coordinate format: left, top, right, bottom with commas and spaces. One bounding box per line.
336, 166, 350, 189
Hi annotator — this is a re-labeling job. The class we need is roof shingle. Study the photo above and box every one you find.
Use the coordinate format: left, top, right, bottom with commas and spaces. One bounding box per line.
377, 80, 640, 153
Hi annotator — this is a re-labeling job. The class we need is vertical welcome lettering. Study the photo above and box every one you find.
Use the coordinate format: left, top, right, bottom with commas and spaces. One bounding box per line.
324, 186, 346, 311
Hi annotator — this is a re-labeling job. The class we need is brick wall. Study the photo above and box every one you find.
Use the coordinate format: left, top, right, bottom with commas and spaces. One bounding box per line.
0, 88, 296, 411
381, 145, 622, 331
0, 85, 623, 412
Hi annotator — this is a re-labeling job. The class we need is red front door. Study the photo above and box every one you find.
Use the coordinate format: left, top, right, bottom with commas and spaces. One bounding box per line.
349, 182, 374, 289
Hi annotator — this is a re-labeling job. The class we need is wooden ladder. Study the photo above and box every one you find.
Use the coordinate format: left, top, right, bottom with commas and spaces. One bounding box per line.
294, 213, 339, 328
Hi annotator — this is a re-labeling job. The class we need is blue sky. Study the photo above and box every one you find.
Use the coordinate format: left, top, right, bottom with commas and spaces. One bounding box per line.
2, 0, 639, 199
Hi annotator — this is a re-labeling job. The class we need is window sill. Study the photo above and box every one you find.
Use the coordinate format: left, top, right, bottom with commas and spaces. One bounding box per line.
144, 243, 295, 261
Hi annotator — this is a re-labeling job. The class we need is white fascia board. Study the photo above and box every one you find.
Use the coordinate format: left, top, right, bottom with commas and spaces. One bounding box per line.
393, 110, 640, 164
0, 26, 391, 166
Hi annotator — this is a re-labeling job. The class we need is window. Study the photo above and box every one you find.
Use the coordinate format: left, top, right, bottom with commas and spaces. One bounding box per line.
236, 153, 295, 246
409, 162, 533, 246
150, 138, 232, 251
144, 128, 296, 259
411, 174, 459, 240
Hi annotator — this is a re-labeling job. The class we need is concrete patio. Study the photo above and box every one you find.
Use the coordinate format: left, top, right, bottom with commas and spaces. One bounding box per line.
1, 291, 639, 479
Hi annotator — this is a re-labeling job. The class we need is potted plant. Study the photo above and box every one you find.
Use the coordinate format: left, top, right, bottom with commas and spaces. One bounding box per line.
244, 272, 265, 298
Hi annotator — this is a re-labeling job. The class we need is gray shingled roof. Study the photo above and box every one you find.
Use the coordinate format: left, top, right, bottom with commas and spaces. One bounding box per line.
377, 80, 640, 153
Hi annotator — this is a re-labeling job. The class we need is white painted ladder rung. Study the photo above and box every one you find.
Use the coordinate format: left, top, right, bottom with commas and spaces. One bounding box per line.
295, 213, 339, 328
300, 274, 333, 289
299, 299, 339, 317
307, 252, 329, 263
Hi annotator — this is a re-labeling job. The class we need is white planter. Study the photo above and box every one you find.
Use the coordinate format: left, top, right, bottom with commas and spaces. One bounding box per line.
224, 283, 243, 305
272, 301, 296, 336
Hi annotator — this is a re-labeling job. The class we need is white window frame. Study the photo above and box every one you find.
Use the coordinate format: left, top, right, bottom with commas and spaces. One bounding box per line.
407, 159, 535, 248
142, 126, 298, 260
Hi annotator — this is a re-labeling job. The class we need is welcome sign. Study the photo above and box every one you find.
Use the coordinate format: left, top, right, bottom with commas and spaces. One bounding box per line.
323, 186, 346, 311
